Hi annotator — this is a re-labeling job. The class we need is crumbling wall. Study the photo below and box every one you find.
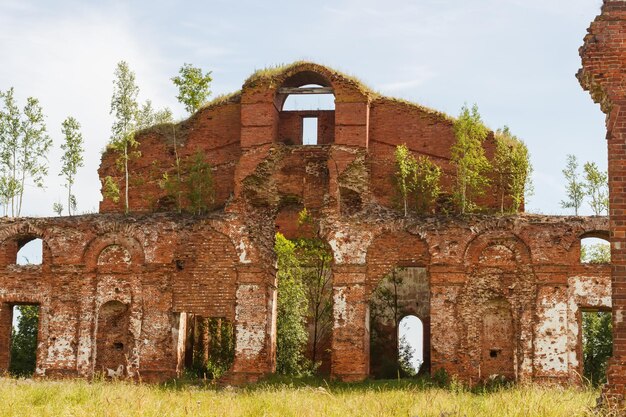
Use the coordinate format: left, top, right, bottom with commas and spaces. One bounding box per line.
322, 213, 609, 384
0, 214, 276, 383
579, 0, 626, 403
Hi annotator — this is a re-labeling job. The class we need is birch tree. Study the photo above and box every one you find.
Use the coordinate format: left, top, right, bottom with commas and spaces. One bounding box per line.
17, 97, 51, 217
583, 161, 608, 216
560, 154, 585, 215
451, 104, 490, 213
172, 63, 213, 114
109, 61, 140, 213
60, 117, 84, 215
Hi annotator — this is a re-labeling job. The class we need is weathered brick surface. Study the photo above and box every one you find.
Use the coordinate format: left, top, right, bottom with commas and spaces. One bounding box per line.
579, 0, 626, 403
0, 62, 614, 386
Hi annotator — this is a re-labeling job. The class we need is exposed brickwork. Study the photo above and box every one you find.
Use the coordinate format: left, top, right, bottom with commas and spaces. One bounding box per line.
0, 61, 614, 387
579, 0, 626, 404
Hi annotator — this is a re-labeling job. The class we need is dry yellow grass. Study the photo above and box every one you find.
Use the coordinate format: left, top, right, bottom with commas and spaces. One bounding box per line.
0, 377, 617, 417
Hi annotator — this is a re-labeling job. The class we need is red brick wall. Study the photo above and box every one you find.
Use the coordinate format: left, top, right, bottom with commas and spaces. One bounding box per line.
278, 111, 335, 145
579, 0, 626, 403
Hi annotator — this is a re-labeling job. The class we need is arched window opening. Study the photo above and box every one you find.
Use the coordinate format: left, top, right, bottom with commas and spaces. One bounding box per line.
282, 84, 335, 111
581, 237, 610, 264
398, 315, 423, 376
16, 238, 43, 266
369, 266, 430, 379
278, 83, 335, 146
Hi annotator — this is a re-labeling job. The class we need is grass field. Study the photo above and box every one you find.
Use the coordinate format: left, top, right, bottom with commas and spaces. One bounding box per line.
0, 377, 619, 417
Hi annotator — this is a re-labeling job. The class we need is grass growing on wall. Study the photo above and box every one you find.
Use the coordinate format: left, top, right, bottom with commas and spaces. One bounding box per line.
0, 377, 614, 417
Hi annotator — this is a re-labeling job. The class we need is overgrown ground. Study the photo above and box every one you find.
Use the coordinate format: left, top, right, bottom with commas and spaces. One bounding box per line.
0, 377, 619, 417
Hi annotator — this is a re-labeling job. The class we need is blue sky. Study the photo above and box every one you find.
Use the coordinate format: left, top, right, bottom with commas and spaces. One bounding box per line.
0, 0, 607, 216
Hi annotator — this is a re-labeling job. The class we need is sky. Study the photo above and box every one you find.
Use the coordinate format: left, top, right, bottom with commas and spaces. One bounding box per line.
0, 0, 607, 216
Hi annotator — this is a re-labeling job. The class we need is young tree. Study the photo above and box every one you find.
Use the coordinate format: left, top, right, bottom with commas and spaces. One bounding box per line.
583, 161, 608, 216
411, 156, 441, 214
451, 104, 490, 213
17, 97, 51, 217
172, 63, 213, 114
561, 154, 585, 215
59, 117, 84, 215
294, 237, 333, 367
109, 61, 140, 213
0, 88, 20, 216
275, 233, 309, 375
394, 144, 414, 217
493, 127, 533, 213
394, 145, 441, 216
136, 100, 174, 130
185, 152, 215, 215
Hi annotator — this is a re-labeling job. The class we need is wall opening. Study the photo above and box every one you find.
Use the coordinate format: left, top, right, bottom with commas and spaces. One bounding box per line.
370, 266, 430, 378
282, 84, 335, 111
580, 237, 610, 264
16, 238, 42, 265
278, 81, 335, 146
182, 315, 234, 380
582, 309, 612, 386
398, 315, 423, 376
302, 117, 318, 145
481, 298, 515, 380
9, 304, 39, 377
274, 233, 334, 375
95, 300, 130, 378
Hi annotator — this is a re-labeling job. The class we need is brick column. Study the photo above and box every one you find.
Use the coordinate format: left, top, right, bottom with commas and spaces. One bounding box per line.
330, 264, 369, 381
579, 1, 626, 403
606, 104, 626, 399
230, 264, 276, 383
0, 303, 12, 372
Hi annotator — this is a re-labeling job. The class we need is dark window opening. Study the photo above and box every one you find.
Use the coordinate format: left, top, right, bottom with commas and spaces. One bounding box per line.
9, 304, 39, 377
182, 314, 234, 380
113, 342, 124, 351
490, 349, 499, 358
582, 310, 612, 386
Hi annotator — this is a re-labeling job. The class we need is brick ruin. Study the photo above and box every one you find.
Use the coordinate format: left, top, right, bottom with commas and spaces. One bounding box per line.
0, 55, 616, 386
580, 0, 626, 402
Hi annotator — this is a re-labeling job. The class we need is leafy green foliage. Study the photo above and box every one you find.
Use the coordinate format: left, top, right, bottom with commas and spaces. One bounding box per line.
293, 235, 333, 367
581, 242, 610, 264
275, 233, 309, 376
582, 311, 612, 386
492, 127, 533, 213
59, 117, 84, 216
398, 334, 418, 377
171, 63, 213, 114
394, 144, 441, 216
136, 100, 173, 130
189, 317, 234, 380
103, 175, 120, 203
583, 161, 608, 216
560, 154, 585, 215
9, 305, 39, 377
52, 202, 63, 216
160, 152, 215, 214
451, 104, 490, 213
